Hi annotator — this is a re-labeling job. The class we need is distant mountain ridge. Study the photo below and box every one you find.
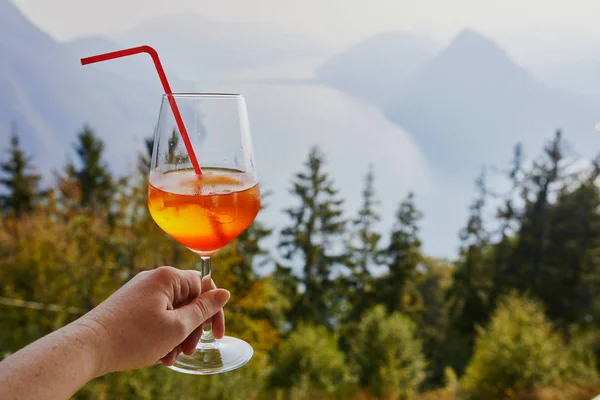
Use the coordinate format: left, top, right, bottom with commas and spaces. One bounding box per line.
318, 28, 600, 181
0, 0, 197, 175
316, 32, 438, 106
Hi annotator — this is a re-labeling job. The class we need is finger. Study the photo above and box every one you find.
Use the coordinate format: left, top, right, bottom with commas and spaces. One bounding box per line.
181, 325, 203, 355
212, 308, 225, 339
181, 278, 225, 352
203, 279, 226, 339
169, 268, 203, 308
174, 289, 230, 335
161, 345, 181, 366
181, 307, 225, 353
201, 276, 216, 294
161, 351, 177, 366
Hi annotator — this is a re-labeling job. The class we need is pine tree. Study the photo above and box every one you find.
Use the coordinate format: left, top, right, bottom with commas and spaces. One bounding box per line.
510, 130, 565, 294
414, 257, 454, 387
490, 144, 523, 303
165, 129, 189, 165
69, 125, 114, 212
542, 181, 600, 332
448, 169, 492, 336
0, 126, 42, 216
343, 164, 381, 321
376, 191, 423, 315
278, 146, 347, 328
137, 136, 154, 177
232, 189, 273, 289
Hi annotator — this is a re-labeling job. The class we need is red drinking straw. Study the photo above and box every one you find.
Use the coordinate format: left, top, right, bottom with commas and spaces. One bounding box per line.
80, 45, 202, 176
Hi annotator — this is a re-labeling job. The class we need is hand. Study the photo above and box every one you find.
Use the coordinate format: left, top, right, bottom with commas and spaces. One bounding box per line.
73, 266, 230, 376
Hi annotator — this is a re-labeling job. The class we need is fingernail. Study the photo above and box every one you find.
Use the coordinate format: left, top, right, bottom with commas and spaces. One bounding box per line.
213, 289, 230, 305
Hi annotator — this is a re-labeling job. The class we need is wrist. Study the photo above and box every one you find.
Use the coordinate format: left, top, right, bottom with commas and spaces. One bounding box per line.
65, 316, 112, 378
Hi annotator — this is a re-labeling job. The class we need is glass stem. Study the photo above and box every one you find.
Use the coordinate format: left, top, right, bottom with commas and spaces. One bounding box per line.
200, 256, 215, 344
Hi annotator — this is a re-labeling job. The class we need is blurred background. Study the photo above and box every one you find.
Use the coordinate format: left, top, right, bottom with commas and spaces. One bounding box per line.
2, 0, 600, 398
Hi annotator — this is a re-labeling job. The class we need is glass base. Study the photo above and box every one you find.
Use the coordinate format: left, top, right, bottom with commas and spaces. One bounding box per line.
167, 336, 254, 375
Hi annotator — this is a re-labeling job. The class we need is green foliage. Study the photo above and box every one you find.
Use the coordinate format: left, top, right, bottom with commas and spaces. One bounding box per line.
232, 189, 274, 289
270, 324, 352, 398
506, 383, 600, 400
540, 181, 600, 328
278, 146, 347, 328
4, 126, 600, 399
461, 293, 598, 399
76, 357, 271, 400
377, 192, 424, 316
0, 128, 42, 216
67, 125, 115, 212
448, 169, 492, 339
343, 164, 382, 322
137, 136, 154, 177
414, 258, 454, 386
349, 305, 427, 400
484, 131, 600, 331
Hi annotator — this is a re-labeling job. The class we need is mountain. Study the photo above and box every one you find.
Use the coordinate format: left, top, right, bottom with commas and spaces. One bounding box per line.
317, 29, 600, 182
533, 57, 600, 98
0, 0, 172, 175
114, 13, 333, 82
315, 29, 600, 257
315, 32, 437, 105
385, 29, 599, 180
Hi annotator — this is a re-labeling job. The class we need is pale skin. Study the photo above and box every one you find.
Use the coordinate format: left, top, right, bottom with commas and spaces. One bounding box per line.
0, 266, 230, 400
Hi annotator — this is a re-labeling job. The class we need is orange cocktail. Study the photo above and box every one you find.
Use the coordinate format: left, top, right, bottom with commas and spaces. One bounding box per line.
148, 168, 260, 254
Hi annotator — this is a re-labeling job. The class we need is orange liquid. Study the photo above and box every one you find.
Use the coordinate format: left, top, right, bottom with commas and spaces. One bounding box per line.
148, 168, 260, 254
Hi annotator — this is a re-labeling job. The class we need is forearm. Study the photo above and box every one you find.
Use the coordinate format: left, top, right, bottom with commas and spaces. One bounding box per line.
0, 322, 102, 400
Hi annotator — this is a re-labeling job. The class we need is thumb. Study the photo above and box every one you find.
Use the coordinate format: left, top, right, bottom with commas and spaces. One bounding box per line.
174, 289, 230, 335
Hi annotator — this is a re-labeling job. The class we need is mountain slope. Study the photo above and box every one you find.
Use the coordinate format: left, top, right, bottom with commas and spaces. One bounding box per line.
533, 58, 600, 97
0, 0, 165, 174
316, 32, 437, 105
385, 30, 599, 178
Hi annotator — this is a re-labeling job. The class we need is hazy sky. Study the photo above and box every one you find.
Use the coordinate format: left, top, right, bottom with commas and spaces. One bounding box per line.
10, 0, 600, 66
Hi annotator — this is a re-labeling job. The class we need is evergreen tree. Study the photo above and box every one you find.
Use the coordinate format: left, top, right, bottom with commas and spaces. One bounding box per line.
350, 164, 381, 278
448, 169, 492, 336
490, 144, 523, 303
231, 189, 273, 290
510, 130, 565, 295
543, 181, 600, 332
69, 125, 114, 212
278, 146, 346, 328
137, 136, 154, 177
343, 164, 381, 321
0, 127, 42, 216
165, 129, 189, 165
339, 165, 381, 322
376, 192, 423, 315
414, 258, 454, 387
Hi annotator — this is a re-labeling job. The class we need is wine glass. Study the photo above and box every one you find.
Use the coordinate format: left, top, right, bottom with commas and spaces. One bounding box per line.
147, 93, 260, 374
